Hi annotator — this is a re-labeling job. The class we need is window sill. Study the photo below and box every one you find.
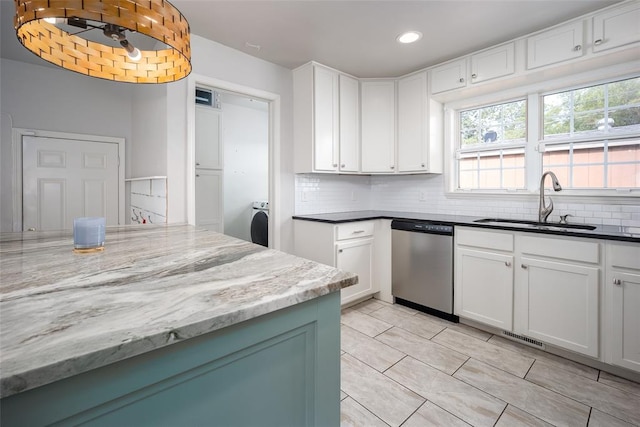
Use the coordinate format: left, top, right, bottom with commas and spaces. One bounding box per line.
446, 189, 640, 204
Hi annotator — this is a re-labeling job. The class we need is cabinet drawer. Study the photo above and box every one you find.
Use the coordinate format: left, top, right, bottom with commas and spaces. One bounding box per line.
608, 243, 640, 270
336, 221, 374, 241
456, 227, 513, 252
519, 235, 599, 264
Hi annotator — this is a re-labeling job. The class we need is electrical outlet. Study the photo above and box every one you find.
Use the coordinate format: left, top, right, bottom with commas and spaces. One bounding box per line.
301, 191, 308, 202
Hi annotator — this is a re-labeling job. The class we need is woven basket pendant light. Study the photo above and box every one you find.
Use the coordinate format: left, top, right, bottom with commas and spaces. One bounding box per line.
13, 0, 192, 84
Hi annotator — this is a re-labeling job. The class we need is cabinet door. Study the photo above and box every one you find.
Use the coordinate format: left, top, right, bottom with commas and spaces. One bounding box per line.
337, 238, 374, 305
527, 21, 584, 69
430, 58, 467, 94
195, 106, 223, 169
518, 257, 599, 357
455, 247, 514, 330
608, 270, 640, 372
339, 74, 360, 172
195, 169, 223, 232
593, 1, 640, 52
361, 81, 396, 173
398, 72, 428, 172
470, 43, 515, 84
314, 66, 339, 171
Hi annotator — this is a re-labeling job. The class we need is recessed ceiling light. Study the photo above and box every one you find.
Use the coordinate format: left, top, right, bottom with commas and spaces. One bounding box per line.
397, 31, 423, 44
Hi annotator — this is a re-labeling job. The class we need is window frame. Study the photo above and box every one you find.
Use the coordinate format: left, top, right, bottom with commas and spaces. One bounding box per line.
456, 98, 529, 191
446, 73, 640, 199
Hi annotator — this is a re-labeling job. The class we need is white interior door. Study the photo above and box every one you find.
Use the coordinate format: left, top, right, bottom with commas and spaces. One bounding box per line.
22, 136, 119, 231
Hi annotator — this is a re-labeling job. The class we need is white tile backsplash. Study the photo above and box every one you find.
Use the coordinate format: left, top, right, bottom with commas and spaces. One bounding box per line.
295, 174, 372, 215
127, 177, 168, 224
294, 174, 640, 227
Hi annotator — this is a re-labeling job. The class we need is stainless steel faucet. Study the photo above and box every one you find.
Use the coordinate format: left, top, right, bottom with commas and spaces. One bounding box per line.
539, 171, 562, 223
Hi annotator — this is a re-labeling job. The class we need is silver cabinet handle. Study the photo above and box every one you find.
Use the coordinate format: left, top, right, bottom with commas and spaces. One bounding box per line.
352, 230, 365, 234
613, 278, 622, 285
332, 163, 338, 167
196, 162, 200, 166
390, 165, 395, 170
27, 227, 36, 231
521, 264, 528, 269
341, 164, 346, 168
421, 163, 425, 167
594, 39, 603, 46
338, 249, 343, 253
471, 73, 477, 79
196, 174, 200, 177
459, 78, 465, 83
573, 45, 582, 51
505, 261, 511, 267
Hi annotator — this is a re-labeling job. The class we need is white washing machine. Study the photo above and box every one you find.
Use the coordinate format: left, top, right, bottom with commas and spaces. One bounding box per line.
251, 201, 269, 247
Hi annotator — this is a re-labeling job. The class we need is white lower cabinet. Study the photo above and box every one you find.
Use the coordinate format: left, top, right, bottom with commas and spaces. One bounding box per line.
337, 238, 374, 304
517, 257, 599, 357
515, 235, 600, 358
606, 242, 640, 373
455, 247, 514, 330
455, 227, 602, 358
195, 170, 223, 232
293, 220, 379, 305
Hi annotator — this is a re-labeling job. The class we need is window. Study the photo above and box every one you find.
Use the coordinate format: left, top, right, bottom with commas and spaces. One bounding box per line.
542, 77, 640, 189
452, 75, 640, 195
457, 100, 527, 190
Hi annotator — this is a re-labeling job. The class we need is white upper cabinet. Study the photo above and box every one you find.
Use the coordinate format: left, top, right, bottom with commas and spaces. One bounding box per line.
339, 74, 360, 173
313, 66, 340, 171
527, 20, 585, 69
361, 80, 396, 173
430, 44, 515, 94
430, 58, 467, 94
293, 63, 359, 173
195, 106, 223, 170
470, 43, 515, 84
592, 1, 640, 52
397, 72, 443, 173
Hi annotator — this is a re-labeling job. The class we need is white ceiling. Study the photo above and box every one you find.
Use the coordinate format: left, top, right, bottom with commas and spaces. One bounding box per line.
1, 0, 622, 78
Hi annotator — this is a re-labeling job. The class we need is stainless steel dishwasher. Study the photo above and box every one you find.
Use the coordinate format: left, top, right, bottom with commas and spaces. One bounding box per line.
391, 220, 458, 322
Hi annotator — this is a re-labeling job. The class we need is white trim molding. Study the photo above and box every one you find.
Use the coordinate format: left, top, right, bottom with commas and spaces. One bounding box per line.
186, 73, 282, 250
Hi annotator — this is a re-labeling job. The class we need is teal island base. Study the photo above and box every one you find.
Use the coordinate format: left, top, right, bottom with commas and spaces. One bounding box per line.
1, 292, 341, 426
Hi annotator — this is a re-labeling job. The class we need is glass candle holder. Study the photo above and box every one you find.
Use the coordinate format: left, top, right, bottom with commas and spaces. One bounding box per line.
73, 217, 106, 251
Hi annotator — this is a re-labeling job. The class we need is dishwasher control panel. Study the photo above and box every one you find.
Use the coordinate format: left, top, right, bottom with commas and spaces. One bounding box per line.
391, 220, 453, 235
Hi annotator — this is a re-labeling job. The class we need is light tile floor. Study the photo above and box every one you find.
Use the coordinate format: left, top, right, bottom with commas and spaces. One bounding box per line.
340, 298, 640, 427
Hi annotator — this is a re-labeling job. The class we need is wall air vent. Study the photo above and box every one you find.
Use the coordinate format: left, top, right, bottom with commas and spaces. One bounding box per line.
501, 330, 545, 350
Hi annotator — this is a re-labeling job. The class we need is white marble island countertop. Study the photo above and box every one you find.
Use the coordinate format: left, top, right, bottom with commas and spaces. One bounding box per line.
0, 225, 356, 398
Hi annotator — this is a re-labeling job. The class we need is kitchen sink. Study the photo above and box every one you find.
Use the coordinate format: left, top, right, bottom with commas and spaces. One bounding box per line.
473, 218, 597, 231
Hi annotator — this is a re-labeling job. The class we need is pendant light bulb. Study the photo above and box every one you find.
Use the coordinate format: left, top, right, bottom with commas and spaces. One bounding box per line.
120, 39, 142, 62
